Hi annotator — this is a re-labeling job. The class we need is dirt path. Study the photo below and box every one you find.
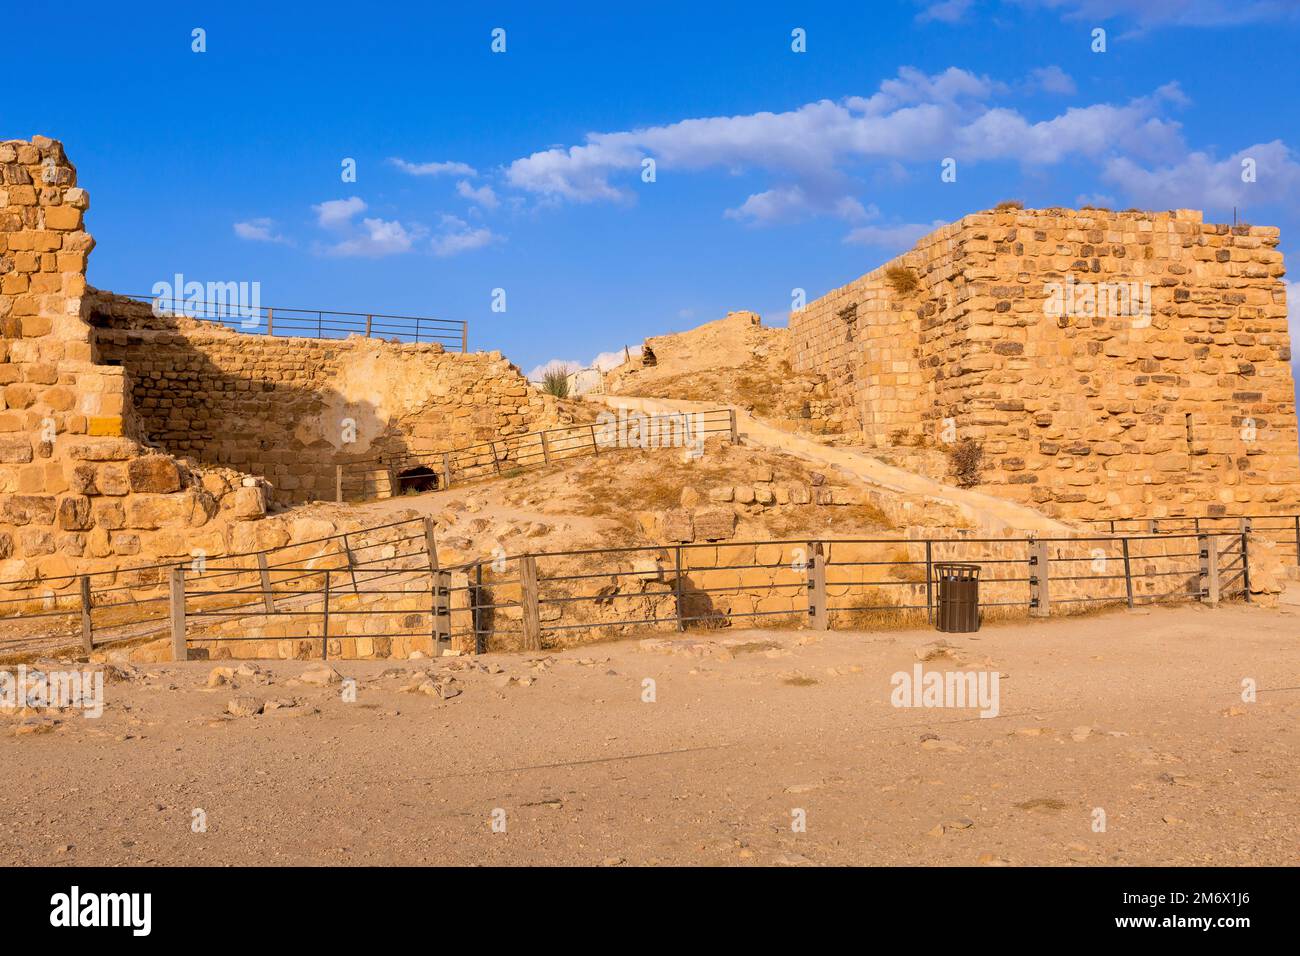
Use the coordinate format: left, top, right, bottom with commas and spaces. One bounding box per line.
3, 601, 1295, 866
598, 395, 1075, 535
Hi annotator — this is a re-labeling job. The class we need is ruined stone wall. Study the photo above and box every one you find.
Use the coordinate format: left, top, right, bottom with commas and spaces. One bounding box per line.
90, 295, 557, 505
0, 136, 277, 591
791, 207, 1300, 521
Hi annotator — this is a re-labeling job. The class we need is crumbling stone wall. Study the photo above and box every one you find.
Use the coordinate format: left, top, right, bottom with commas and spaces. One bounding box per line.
791, 207, 1300, 521
90, 293, 556, 505
0, 136, 275, 591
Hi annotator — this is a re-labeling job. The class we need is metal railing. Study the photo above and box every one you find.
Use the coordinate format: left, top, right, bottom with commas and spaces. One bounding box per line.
1089, 514, 1299, 565
159, 529, 1247, 660
0, 517, 1262, 662
335, 408, 739, 502
122, 294, 468, 351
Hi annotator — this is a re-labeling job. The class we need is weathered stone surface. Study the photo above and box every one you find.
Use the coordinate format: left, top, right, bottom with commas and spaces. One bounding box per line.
127, 456, 181, 494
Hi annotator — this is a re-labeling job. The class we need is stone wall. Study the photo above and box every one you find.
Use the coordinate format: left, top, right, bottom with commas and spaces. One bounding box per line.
790, 207, 1300, 521
90, 293, 558, 505
0, 136, 277, 591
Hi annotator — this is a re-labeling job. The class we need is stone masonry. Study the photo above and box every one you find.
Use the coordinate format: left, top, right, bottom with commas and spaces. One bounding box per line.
789, 207, 1300, 521
90, 292, 557, 505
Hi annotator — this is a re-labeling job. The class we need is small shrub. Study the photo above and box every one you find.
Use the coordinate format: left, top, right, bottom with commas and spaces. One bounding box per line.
994, 199, 1024, 211
947, 438, 984, 487
884, 265, 919, 296
541, 368, 570, 398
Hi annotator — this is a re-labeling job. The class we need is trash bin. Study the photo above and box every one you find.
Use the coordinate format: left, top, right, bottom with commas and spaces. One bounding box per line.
934, 563, 981, 633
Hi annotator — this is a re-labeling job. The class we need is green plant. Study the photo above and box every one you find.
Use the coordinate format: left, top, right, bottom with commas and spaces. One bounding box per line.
884, 265, 919, 296
947, 438, 984, 487
541, 367, 570, 398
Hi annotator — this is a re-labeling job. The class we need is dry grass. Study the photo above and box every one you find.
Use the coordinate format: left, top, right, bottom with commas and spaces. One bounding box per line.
994, 199, 1024, 211
884, 265, 919, 296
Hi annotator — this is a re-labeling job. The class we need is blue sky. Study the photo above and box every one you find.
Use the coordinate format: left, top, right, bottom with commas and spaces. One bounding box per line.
6, 0, 1300, 382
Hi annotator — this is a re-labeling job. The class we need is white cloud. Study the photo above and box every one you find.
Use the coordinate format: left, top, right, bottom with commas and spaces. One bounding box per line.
1029, 65, 1077, 95
1012, 0, 1296, 29
916, 0, 974, 23
389, 158, 477, 177
503, 67, 1192, 235
456, 179, 499, 209
1102, 141, 1300, 211
323, 217, 423, 258
313, 197, 367, 229
528, 349, 627, 382
233, 218, 290, 244
843, 220, 947, 251
430, 215, 499, 257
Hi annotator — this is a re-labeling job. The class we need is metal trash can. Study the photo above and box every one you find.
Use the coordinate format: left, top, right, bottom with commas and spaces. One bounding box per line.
935, 563, 981, 633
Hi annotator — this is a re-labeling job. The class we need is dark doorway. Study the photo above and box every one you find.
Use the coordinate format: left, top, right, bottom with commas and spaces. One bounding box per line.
396, 465, 439, 495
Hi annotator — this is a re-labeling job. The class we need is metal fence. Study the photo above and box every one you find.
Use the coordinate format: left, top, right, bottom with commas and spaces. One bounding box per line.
0, 517, 1259, 662
122, 294, 468, 351
1090, 514, 1299, 566
162, 529, 1248, 660
335, 408, 738, 502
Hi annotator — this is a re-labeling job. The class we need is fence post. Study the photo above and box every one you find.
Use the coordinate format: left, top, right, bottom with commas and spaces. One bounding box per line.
540, 431, 551, 465
520, 555, 542, 651
432, 569, 451, 647
442, 452, 453, 490
256, 553, 275, 613
321, 570, 331, 660
1239, 517, 1252, 535
365, 314, 372, 337
266, 307, 274, 336
474, 562, 486, 653
1120, 537, 1134, 608
1294, 515, 1300, 565
79, 574, 93, 653
1241, 531, 1252, 604
728, 409, 739, 444
341, 533, 360, 594
491, 442, 502, 475
590, 424, 600, 455
335, 464, 344, 504
1029, 539, 1050, 617
423, 517, 439, 572
673, 546, 685, 631
924, 540, 934, 625
169, 567, 187, 661
807, 541, 828, 629
1198, 533, 1220, 606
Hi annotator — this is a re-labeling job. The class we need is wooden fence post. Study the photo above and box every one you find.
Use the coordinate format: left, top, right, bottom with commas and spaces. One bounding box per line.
540, 431, 551, 464
365, 314, 372, 337
1029, 539, 1050, 617
1198, 533, 1221, 606
79, 574, 93, 653
266, 307, 274, 336
924, 540, 934, 624
423, 517, 439, 572
256, 552, 275, 613
321, 570, 331, 660
169, 567, 187, 661
442, 452, 453, 489
807, 541, 828, 630
520, 555, 542, 651
1120, 537, 1135, 608
590, 424, 600, 455
432, 570, 451, 647
335, 464, 344, 503
341, 533, 359, 594
728, 409, 739, 444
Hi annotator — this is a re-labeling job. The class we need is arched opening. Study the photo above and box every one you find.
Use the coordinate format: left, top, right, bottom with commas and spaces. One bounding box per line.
396, 465, 439, 495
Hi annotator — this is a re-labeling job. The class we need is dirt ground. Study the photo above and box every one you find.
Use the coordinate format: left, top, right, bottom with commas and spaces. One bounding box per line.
2, 601, 1296, 867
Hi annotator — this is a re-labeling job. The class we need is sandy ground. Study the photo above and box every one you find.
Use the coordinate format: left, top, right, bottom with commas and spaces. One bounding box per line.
2, 601, 1296, 867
